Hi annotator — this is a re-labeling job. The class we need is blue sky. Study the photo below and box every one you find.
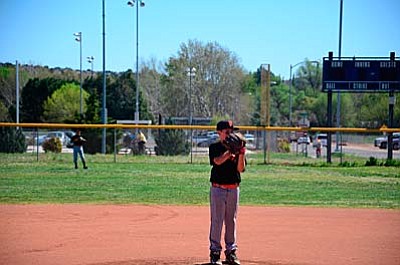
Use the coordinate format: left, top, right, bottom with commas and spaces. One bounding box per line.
0, 0, 399, 79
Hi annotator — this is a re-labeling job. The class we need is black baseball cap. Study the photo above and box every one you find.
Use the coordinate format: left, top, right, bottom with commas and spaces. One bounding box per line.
216, 120, 238, 131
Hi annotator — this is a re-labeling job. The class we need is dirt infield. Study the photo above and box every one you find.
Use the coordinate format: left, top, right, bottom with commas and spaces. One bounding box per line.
0, 204, 399, 265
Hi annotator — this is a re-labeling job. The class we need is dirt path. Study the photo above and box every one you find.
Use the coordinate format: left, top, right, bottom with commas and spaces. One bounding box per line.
0, 204, 399, 265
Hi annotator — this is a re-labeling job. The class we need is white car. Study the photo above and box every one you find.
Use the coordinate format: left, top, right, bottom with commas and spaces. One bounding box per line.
192, 131, 218, 147
313, 133, 328, 147
244, 133, 255, 143
33, 134, 48, 145
374, 132, 400, 150
297, 136, 311, 145
34, 131, 73, 146
197, 135, 219, 147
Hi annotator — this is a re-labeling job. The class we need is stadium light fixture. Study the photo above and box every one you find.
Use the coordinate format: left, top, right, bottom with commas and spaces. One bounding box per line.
127, 0, 146, 129
73, 32, 83, 116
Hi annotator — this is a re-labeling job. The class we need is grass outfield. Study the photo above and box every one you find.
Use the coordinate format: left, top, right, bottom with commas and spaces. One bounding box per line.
0, 152, 399, 208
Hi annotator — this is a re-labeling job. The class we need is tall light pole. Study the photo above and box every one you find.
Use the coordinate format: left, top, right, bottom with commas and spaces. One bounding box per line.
74, 32, 83, 116
289, 60, 319, 126
127, 0, 145, 127
186, 67, 196, 126
16, 60, 19, 124
260, 64, 271, 164
186, 66, 196, 164
335, 0, 344, 152
87, 56, 94, 77
102, 0, 107, 154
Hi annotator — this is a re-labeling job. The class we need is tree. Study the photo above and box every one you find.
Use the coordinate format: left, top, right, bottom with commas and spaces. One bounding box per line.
154, 118, 189, 156
309, 93, 327, 126
160, 39, 246, 123
270, 82, 290, 125
0, 127, 26, 153
84, 87, 101, 123
290, 60, 326, 126
358, 93, 400, 128
21, 78, 68, 122
140, 58, 164, 119
43, 83, 89, 123
250, 69, 289, 126
0, 65, 16, 115
294, 60, 322, 96
0, 101, 10, 122
107, 70, 136, 120
82, 72, 153, 123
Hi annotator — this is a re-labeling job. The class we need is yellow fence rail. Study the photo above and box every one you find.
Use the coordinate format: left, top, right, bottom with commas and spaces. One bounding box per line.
1, 122, 399, 133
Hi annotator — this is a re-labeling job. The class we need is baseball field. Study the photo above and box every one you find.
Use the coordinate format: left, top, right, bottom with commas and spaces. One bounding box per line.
1, 152, 399, 264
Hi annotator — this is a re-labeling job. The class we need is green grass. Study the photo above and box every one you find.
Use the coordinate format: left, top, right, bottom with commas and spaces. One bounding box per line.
0, 152, 399, 208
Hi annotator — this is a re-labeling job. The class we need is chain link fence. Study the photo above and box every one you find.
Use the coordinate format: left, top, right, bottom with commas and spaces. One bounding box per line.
0, 123, 399, 164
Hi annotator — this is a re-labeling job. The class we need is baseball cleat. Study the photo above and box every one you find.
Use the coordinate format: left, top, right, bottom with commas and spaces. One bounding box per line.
210, 250, 222, 265
225, 249, 240, 265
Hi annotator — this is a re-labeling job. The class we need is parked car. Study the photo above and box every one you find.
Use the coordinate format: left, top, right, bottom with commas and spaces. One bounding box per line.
289, 131, 297, 143
289, 131, 308, 143
33, 134, 48, 145
374, 132, 400, 150
192, 131, 218, 146
33, 131, 73, 146
313, 133, 328, 147
197, 135, 219, 147
297, 136, 311, 145
244, 133, 255, 143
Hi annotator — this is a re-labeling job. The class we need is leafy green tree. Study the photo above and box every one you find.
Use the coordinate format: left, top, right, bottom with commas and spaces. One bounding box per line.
0, 65, 15, 116
358, 93, 400, 128
337, 93, 357, 127
0, 64, 30, 121
290, 60, 327, 126
21, 78, 68, 122
83, 72, 153, 123
107, 70, 135, 120
294, 60, 322, 97
270, 82, 290, 125
80, 88, 110, 155
43, 83, 89, 123
309, 93, 327, 126
250, 69, 289, 126
84, 87, 101, 123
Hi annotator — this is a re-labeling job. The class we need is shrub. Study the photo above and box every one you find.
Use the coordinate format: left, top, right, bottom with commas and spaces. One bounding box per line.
339, 161, 357, 167
0, 127, 26, 153
154, 119, 190, 157
365, 156, 378, 166
42, 137, 62, 153
384, 159, 400, 167
277, 138, 290, 153
154, 129, 190, 156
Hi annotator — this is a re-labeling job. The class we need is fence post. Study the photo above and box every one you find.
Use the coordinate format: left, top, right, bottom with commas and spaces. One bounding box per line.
36, 128, 39, 162
114, 128, 117, 163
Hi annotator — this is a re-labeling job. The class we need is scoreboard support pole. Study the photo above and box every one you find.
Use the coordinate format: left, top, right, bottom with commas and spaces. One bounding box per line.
388, 89, 394, 160
327, 91, 333, 163
326, 52, 334, 163
387, 52, 396, 160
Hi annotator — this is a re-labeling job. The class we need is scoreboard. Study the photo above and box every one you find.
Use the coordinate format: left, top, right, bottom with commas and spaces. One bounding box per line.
322, 57, 400, 92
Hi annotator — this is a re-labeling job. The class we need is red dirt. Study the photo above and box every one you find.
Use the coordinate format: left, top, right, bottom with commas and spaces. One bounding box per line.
0, 204, 399, 265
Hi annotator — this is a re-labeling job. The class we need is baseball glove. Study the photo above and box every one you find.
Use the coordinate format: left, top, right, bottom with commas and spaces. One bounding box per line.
223, 132, 246, 154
